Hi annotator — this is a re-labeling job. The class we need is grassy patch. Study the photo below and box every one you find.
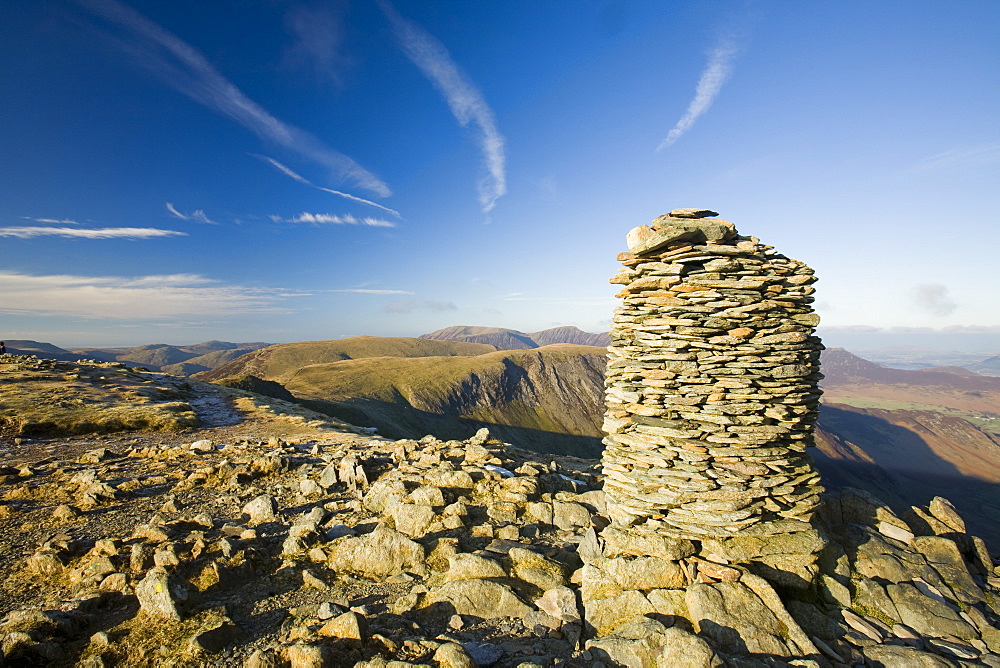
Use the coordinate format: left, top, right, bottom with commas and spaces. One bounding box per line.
850, 604, 896, 628
199, 336, 498, 383
0, 356, 198, 436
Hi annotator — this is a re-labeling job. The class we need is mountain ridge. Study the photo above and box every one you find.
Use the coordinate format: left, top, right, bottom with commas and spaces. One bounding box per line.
420, 325, 611, 350
3, 339, 270, 374
197, 337, 498, 384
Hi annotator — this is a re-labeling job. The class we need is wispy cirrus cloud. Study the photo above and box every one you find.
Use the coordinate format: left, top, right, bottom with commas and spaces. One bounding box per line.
254, 155, 312, 185
21, 217, 80, 225
377, 0, 506, 213
914, 143, 1000, 172
657, 36, 739, 150
253, 155, 401, 217
0, 271, 298, 318
165, 203, 217, 224
314, 187, 403, 217
76, 0, 390, 197
0, 226, 185, 240
331, 288, 414, 295
273, 212, 396, 228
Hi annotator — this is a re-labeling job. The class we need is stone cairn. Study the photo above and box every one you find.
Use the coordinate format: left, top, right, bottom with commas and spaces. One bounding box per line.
577, 210, 828, 636
601, 207, 825, 538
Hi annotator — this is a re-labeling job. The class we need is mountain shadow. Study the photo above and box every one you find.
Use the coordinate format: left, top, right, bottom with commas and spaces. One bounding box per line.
299, 396, 604, 459
815, 404, 1000, 546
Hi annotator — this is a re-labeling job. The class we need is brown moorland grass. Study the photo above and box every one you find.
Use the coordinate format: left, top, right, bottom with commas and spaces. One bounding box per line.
195, 336, 497, 384
0, 355, 198, 437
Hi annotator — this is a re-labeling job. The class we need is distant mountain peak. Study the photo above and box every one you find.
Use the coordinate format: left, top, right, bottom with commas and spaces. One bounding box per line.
530, 326, 610, 348
421, 325, 610, 350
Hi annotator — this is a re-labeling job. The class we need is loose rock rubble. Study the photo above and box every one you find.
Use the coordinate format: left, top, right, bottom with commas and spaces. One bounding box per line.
0, 359, 998, 666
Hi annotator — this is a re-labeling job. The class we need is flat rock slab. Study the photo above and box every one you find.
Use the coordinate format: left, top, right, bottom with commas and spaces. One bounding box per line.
584, 590, 655, 636
444, 553, 506, 582
887, 582, 977, 640
428, 578, 532, 619
327, 525, 425, 579
590, 618, 723, 668
686, 581, 792, 656
862, 644, 956, 667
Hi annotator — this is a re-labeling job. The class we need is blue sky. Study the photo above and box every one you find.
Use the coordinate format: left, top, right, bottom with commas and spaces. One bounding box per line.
2, 1, 999, 351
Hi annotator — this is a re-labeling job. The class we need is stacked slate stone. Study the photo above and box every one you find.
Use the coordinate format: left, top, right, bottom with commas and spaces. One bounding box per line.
601, 208, 825, 540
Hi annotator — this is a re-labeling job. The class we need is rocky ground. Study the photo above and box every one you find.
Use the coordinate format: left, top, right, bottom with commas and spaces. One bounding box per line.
0, 355, 999, 667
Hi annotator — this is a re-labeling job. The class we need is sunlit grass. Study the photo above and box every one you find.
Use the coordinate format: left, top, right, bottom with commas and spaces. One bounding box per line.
0, 357, 197, 436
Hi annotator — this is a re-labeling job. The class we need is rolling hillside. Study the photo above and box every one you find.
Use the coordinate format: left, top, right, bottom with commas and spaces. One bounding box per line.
196, 337, 497, 384
159, 348, 264, 376
201, 339, 607, 456
2, 340, 271, 375
3, 340, 81, 362
419, 326, 538, 350
529, 326, 611, 347
820, 348, 1000, 433
970, 354, 1000, 376
283, 344, 607, 456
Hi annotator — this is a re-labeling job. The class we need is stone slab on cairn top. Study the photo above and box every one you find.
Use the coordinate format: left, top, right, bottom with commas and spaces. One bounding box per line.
602, 208, 825, 541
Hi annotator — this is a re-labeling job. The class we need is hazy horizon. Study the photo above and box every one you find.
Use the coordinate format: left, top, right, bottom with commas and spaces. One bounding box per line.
6, 324, 1000, 358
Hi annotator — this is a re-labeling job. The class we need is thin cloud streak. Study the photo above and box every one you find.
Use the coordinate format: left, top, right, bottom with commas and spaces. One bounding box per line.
0, 227, 186, 239
915, 143, 1000, 172
314, 187, 402, 218
166, 203, 217, 224
378, 0, 506, 213
275, 212, 396, 228
0, 271, 297, 318
331, 289, 414, 295
77, 0, 390, 197
657, 37, 739, 150
23, 217, 80, 225
165, 203, 187, 220
190, 210, 216, 225
254, 155, 311, 185
254, 155, 402, 217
